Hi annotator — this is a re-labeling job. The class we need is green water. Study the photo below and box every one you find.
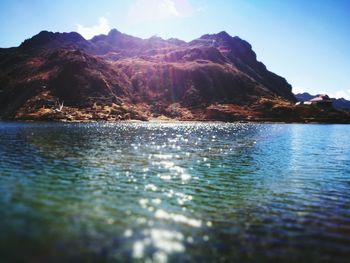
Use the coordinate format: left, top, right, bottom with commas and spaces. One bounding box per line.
0, 122, 349, 262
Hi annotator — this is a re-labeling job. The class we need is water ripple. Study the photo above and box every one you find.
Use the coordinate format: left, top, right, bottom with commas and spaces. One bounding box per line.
0, 122, 350, 262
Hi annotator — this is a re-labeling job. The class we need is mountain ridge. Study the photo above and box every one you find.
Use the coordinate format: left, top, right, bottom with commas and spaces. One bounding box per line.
296, 92, 350, 111
0, 29, 349, 123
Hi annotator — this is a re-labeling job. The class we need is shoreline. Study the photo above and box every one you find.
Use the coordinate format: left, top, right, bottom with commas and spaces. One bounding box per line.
1, 117, 349, 125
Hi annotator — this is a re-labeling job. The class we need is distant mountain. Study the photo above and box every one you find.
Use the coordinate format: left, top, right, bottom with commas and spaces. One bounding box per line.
296, 92, 350, 111
0, 29, 349, 123
295, 92, 315, 102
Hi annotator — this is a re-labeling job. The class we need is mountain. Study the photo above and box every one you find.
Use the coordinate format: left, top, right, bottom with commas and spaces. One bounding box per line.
295, 92, 315, 102
296, 92, 350, 111
0, 29, 349, 123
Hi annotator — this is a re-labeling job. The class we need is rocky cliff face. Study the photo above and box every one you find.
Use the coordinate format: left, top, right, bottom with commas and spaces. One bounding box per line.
1, 29, 348, 122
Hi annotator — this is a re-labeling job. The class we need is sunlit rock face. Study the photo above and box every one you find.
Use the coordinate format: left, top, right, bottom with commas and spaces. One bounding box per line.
2, 29, 349, 122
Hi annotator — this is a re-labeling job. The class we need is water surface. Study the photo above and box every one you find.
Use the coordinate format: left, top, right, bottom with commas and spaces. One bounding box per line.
0, 122, 350, 262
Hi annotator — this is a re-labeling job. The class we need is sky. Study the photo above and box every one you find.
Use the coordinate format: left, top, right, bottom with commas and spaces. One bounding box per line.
0, 0, 349, 99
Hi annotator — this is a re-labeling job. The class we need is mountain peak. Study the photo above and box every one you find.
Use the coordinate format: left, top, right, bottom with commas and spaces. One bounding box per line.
149, 35, 163, 40
37, 30, 54, 37
20, 30, 86, 50
199, 31, 232, 42
108, 29, 122, 36
216, 31, 232, 39
61, 32, 86, 42
20, 30, 55, 48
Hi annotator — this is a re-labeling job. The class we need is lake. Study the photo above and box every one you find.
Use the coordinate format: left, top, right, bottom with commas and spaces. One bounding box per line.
0, 122, 349, 262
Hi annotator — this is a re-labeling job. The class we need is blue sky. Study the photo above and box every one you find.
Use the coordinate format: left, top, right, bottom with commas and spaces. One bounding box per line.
0, 0, 349, 99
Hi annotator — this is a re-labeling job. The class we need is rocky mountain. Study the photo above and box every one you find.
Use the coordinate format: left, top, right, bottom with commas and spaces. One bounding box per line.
295, 92, 315, 102
0, 29, 349, 123
296, 92, 350, 111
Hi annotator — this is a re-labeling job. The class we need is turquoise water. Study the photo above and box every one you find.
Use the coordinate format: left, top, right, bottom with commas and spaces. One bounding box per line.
0, 122, 350, 262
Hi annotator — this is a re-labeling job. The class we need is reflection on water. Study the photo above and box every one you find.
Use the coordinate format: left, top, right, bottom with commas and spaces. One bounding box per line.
0, 122, 350, 262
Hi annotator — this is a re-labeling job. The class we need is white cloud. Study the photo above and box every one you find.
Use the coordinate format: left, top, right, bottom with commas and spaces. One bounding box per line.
333, 89, 350, 100
196, 5, 206, 13
76, 17, 110, 40
292, 86, 305, 94
128, 0, 193, 23
161, 0, 179, 16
